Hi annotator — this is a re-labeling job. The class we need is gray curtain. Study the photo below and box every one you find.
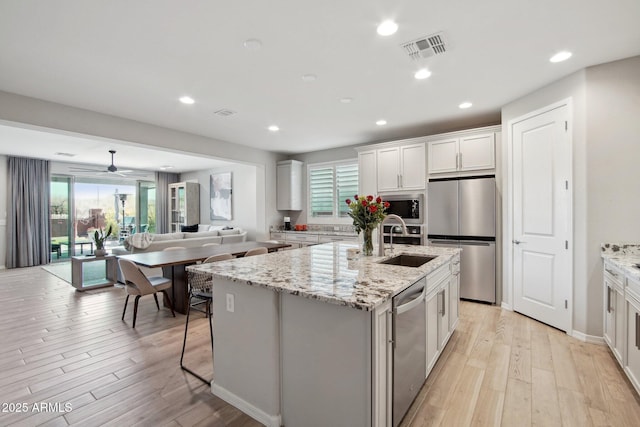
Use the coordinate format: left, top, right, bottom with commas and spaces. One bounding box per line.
7, 157, 51, 268
155, 171, 179, 234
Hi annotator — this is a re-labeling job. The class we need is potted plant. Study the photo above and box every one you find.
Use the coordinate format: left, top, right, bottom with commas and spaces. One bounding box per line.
93, 225, 113, 257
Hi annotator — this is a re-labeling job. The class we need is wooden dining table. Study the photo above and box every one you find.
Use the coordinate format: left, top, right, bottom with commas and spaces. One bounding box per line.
117, 241, 290, 314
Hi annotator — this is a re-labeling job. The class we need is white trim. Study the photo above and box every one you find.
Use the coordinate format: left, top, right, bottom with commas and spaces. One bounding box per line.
212, 383, 282, 427
570, 330, 605, 345
504, 97, 574, 333
501, 302, 513, 311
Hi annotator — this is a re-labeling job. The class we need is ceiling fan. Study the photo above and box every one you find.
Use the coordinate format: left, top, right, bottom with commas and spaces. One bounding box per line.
69, 150, 149, 177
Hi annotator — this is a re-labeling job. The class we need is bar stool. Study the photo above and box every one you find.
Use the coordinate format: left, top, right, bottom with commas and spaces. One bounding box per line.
180, 253, 233, 384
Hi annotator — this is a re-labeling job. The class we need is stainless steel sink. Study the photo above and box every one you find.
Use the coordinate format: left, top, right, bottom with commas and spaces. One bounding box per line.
378, 254, 436, 268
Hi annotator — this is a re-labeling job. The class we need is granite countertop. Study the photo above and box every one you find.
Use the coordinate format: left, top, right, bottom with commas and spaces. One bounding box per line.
187, 242, 460, 311
601, 243, 640, 280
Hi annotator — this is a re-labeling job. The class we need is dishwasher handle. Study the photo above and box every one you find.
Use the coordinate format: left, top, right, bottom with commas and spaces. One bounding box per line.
395, 285, 426, 315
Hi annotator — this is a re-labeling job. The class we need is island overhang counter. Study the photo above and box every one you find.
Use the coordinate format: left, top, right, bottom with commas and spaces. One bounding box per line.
187, 242, 461, 427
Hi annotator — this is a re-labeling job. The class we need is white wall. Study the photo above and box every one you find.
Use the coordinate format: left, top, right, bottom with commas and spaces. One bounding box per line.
585, 56, 640, 335
181, 163, 261, 240
501, 55, 640, 337
0, 91, 285, 261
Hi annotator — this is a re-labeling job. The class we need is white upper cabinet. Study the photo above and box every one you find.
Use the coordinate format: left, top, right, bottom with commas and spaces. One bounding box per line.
357, 149, 377, 196
428, 127, 499, 176
377, 142, 426, 192
277, 160, 303, 210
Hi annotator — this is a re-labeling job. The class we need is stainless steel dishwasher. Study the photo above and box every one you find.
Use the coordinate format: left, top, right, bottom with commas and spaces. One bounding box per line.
393, 277, 427, 427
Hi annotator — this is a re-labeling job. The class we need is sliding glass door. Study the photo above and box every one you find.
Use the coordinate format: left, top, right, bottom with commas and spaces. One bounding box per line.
49, 175, 155, 261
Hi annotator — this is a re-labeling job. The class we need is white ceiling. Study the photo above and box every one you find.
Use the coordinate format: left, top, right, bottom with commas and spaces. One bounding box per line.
0, 0, 639, 159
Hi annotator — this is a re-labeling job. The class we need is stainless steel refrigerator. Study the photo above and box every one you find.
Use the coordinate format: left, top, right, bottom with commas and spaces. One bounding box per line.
427, 176, 496, 303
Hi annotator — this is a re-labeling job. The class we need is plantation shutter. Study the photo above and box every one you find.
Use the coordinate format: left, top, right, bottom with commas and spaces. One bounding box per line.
309, 161, 359, 218
336, 163, 359, 217
309, 166, 334, 217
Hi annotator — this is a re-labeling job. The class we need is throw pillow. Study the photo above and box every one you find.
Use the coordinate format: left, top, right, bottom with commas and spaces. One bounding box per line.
181, 224, 199, 233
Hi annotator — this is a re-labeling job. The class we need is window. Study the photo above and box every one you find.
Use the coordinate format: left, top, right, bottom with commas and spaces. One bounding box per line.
308, 160, 358, 222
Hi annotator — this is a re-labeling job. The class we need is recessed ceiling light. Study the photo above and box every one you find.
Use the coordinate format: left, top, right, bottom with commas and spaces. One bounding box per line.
376, 120, 387, 126
301, 74, 317, 82
268, 125, 280, 132
414, 68, 432, 80
377, 20, 398, 36
160, 165, 174, 170
550, 51, 572, 63
340, 97, 353, 104
179, 96, 195, 105
243, 39, 262, 50
459, 102, 473, 109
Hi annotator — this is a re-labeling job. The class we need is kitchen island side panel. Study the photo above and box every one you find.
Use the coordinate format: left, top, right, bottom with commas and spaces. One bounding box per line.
280, 292, 372, 427
211, 278, 281, 426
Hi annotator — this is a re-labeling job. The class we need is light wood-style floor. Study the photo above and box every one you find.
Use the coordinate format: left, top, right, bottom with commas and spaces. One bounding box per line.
1, 266, 639, 426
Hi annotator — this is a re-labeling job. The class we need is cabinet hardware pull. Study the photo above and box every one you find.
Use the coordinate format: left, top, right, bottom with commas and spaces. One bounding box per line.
605, 268, 618, 278
455, 153, 459, 170
607, 287, 611, 313
459, 152, 463, 169
442, 290, 446, 317
636, 313, 640, 350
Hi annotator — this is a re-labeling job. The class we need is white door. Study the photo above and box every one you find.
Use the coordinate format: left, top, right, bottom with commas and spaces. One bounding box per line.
511, 104, 571, 332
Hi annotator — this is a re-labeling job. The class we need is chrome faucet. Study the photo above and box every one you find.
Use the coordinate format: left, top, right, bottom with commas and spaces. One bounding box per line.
378, 214, 408, 256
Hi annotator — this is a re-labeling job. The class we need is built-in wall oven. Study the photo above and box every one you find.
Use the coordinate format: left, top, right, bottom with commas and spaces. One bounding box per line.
384, 194, 424, 225
382, 225, 424, 245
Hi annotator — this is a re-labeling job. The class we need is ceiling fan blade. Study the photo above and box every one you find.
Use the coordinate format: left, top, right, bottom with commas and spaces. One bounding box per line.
68, 167, 105, 172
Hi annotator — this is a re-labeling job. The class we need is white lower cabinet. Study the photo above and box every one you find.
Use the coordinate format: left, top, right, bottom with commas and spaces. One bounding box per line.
425, 287, 440, 373
626, 290, 640, 392
603, 261, 625, 365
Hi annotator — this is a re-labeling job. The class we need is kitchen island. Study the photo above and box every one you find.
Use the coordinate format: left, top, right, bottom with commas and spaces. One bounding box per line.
187, 242, 461, 427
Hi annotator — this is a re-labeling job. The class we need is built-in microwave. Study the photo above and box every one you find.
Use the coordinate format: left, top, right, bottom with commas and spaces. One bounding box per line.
383, 194, 424, 224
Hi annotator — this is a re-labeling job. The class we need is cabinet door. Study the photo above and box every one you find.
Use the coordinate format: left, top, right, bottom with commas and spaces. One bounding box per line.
426, 289, 439, 374
358, 150, 377, 196
626, 296, 640, 393
377, 147, 400, 192
428, 139, 458, 174
372, 301, 392, 427
400, 143, 426, 190
438, 286, 449, 350
459, 133, 495, 171
603, 280, 615, 349
615, 288, 625, 364
449, 272, 459, 332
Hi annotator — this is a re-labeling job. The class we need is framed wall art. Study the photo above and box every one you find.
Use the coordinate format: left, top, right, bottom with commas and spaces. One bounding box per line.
210, 172, 232, 220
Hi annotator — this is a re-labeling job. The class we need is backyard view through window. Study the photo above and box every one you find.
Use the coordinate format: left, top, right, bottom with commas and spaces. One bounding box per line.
50, 177, 155, 260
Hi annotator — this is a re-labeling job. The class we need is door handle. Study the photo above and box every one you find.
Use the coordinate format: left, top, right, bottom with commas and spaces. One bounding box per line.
512, 239, 525, 244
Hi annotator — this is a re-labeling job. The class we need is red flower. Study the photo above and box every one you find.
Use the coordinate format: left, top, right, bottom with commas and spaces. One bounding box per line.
376, 196, 382, 203
354, 194, 358, 200
361, 199, 367, 206
366, 195, 374, 201
384, 201, 390, 208
369, 205, 378, 213
345, 199, 351, 205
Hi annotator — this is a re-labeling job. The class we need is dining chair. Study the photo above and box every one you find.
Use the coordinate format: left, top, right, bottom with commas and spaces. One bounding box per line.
202, 242, 220, 247
243, 246, 268, 257
118, 259, 176, 328
180, 253, 233, 384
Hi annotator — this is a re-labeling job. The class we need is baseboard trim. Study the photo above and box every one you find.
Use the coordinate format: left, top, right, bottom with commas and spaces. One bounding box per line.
211, 382, 281, 427
571, 330, 605, 344
501, 302, 513, 311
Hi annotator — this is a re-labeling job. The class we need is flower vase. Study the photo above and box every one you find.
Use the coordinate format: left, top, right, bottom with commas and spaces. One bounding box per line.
362, 228, 374, 257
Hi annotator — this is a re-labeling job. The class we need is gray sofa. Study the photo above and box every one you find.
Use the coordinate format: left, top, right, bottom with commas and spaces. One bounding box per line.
112, 227, 247, 255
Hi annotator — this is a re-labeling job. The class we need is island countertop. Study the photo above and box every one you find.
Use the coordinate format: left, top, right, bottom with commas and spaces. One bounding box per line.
187, 242, 460, 311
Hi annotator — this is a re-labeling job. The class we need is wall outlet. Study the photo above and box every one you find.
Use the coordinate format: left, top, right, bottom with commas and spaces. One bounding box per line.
226, 293, 235, 312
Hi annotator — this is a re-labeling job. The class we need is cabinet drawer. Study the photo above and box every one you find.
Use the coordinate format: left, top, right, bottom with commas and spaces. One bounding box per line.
286, 234, 319, 243
604, 261, 625, 289
270, 232, 286, 241
318, 235, 358, 243
628, 275, 640, 301
427, 263, 449, 292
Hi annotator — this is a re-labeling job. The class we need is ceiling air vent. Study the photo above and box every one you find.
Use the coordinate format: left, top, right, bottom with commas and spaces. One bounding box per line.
214, 109, 236, 117
401, 32, 447, 61
54, 152, 76, 157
